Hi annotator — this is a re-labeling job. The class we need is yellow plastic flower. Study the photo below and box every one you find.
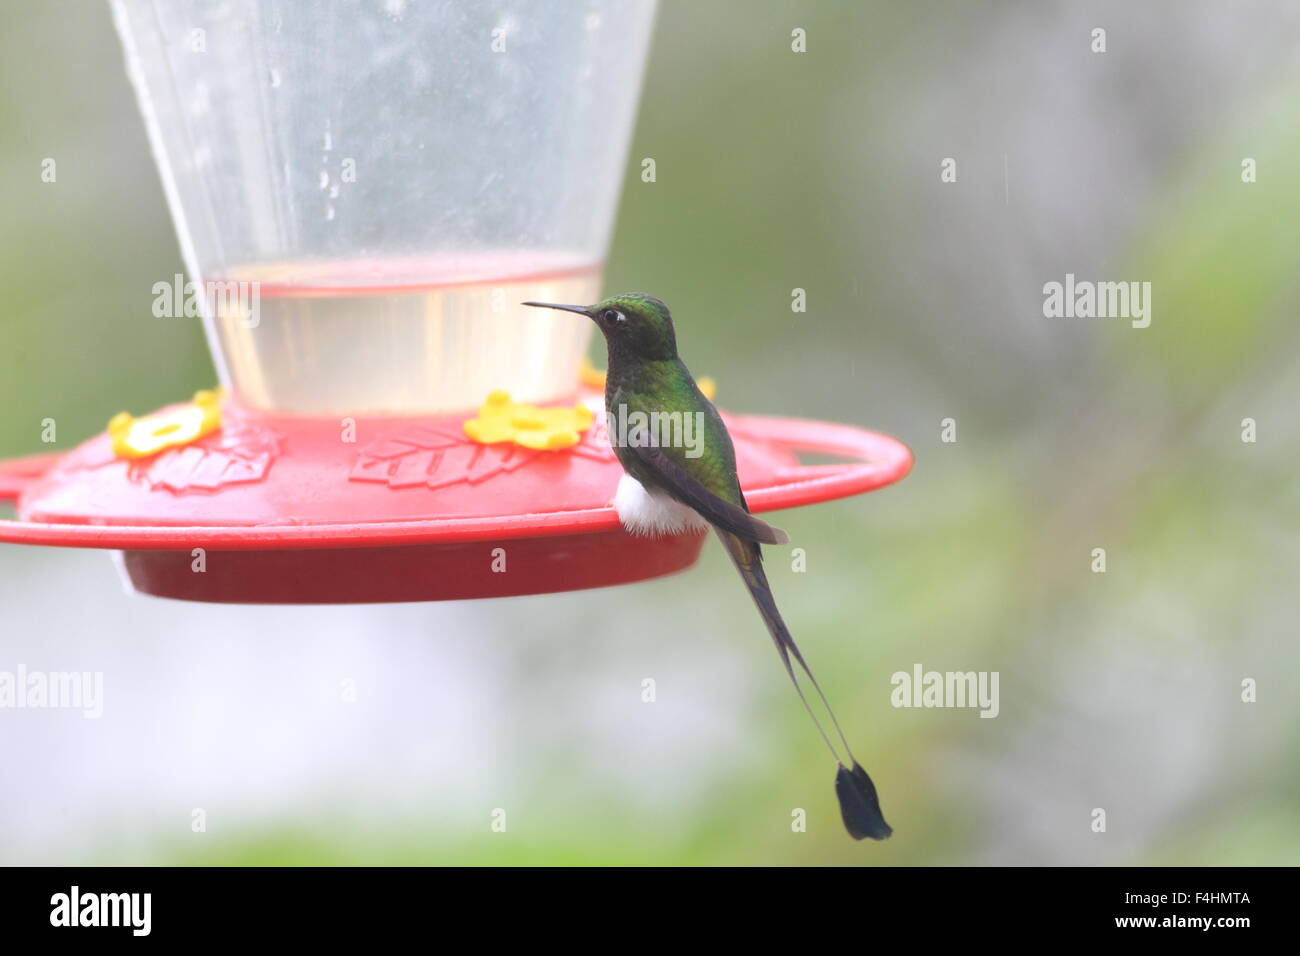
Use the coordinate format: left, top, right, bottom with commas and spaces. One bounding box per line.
463, 390, 595, 451
109, 389, 222, 460
579, 357, 716, 399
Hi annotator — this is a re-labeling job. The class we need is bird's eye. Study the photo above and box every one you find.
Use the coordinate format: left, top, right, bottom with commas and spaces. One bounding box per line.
603, 309, 626, 324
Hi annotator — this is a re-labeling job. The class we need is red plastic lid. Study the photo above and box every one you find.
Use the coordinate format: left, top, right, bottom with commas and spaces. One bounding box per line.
0, 400, 911, 603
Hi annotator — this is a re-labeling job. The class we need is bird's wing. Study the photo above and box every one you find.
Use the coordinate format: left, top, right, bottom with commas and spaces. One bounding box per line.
627, 442, 789, 545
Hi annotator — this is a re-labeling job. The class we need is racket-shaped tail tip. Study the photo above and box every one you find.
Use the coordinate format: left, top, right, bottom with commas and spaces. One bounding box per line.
835, 762, 893, 841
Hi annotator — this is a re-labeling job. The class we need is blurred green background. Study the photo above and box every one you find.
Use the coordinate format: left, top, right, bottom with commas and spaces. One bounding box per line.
1, 0, 1298, 865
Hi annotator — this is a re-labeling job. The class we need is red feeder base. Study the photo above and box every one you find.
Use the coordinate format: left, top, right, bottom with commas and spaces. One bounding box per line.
0, 399, 911, 604
116, 531, 708, 604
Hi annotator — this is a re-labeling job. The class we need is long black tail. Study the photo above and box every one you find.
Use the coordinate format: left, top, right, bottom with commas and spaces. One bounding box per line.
715, 528, 892, 840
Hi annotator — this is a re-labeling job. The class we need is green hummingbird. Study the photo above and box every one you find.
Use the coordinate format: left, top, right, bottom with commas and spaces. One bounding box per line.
524, 293, 891, 841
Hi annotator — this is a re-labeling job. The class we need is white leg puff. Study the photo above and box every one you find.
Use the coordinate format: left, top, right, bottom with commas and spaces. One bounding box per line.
613, 472, 709, 537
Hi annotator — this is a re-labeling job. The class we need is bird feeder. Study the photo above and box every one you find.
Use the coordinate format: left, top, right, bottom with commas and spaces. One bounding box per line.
0, 0, 911, 603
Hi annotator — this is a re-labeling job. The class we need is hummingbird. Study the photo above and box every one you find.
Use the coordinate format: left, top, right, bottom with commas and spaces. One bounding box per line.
524, 293, 891, 841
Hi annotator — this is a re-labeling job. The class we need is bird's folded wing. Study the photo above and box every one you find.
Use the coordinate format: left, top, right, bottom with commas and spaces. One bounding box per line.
628, 443, 789, 545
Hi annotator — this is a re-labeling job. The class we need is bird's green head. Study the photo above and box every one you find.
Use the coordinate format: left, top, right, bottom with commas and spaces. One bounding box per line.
523, 292, 677, 361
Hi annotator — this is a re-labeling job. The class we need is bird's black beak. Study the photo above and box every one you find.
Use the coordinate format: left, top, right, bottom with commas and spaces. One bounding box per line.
521, 301, 593, 317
